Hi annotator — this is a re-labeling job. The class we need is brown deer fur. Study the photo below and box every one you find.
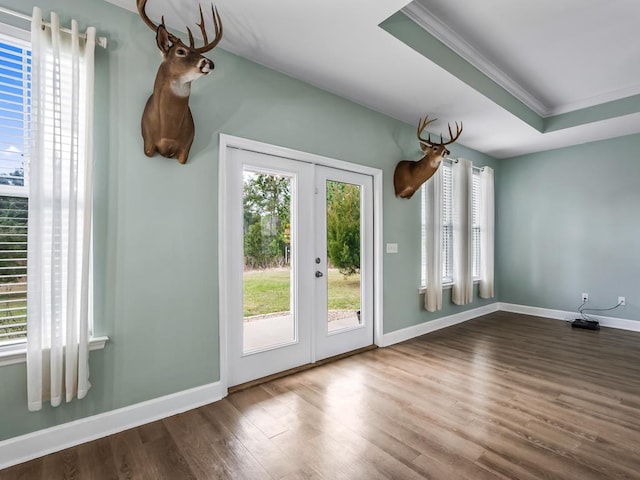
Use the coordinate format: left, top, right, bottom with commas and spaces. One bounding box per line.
137, 0, 222, 164
393, 117, 463, 199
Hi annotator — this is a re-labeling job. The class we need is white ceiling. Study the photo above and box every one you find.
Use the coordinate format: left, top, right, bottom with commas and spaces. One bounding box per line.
408, 0, 640, 117
107, 0, 640, 158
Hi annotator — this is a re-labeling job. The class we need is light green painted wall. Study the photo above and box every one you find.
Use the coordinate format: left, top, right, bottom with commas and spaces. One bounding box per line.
497, 133, 640, 320
0, 0, 496, 441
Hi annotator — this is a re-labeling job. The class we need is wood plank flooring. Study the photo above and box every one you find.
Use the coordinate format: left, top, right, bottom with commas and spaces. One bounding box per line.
3, 311, 640, 479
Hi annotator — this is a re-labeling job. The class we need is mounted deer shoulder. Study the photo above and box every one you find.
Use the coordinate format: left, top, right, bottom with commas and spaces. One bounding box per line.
137, 0, 223, 164
394, 116, 463, 199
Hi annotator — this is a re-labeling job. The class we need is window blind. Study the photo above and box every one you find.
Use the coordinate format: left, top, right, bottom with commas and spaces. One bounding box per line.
472, 171, 480, 278
0, 33, 30, 344
442, 163, 453, 283
0, 195, 27, 341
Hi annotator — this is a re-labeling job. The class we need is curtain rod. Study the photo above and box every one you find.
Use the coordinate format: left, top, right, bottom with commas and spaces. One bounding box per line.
0, 6, 108, 48
444, 157, 485, 172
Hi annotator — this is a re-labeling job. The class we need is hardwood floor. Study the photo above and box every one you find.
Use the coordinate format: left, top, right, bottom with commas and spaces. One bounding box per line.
3, 311, 640, 479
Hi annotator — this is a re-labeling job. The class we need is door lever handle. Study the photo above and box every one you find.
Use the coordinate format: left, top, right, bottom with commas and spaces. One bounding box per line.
315, 271, 323, 278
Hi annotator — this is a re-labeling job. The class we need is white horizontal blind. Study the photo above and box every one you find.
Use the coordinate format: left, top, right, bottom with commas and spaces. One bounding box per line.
441, 163, 453, 283
0, 30, 30, 344
472, 171, 481, 278
420, 162, 454, 286
0, 195, 27, 342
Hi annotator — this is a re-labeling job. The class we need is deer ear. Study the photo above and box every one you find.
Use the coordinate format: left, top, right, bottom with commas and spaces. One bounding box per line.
155, 25, 171, 54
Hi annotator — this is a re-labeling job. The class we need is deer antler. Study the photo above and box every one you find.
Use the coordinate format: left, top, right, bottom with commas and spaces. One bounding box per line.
137, 0, 160, 31
416, 116, 463, 147
441, 122, 463, 146
416, 116, 438, 146
137, 0, 223, 53
188, 4, 223, 53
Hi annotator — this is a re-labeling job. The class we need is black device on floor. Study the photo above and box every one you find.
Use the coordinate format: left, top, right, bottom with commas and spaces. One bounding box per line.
571, 319, 600, 330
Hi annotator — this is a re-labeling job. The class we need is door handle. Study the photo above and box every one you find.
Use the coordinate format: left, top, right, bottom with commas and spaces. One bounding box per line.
315, 271, 323, 278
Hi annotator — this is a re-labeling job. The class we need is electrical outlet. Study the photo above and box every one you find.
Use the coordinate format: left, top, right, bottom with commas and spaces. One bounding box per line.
582, 293, 589, 302
618, 296, 626, 306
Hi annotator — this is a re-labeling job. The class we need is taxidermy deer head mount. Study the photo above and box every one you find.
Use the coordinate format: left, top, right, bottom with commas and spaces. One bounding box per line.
393, 116, 463, 199
137, 0, 223, 164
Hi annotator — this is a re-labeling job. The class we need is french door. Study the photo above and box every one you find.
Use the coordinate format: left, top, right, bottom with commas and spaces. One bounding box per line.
222, 146, 374, 387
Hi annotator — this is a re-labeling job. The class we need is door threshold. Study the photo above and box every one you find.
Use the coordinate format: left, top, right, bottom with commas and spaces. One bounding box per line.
228, 344, 377, 394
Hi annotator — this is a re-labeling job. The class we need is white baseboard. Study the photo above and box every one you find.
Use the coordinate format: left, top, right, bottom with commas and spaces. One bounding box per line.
379, 302, 500, 347
499, 302, 640, 332
0, 381, 225, 470
379, 301, 640, 348
497, 302, 570, 321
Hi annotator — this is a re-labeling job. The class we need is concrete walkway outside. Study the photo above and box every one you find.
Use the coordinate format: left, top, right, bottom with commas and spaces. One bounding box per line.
243, 310, 360, 351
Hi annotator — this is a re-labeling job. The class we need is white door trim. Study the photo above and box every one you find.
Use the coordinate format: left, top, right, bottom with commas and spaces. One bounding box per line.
218, 134, 384, 393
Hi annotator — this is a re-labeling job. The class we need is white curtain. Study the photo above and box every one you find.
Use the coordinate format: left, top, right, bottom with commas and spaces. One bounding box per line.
27, 7, 96, 412
423, 168, 443, 311
479, 167, 495, 298
451, 158, 473, 305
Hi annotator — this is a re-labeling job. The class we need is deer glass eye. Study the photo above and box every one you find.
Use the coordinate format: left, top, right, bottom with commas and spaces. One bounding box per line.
176, 48, 187, 56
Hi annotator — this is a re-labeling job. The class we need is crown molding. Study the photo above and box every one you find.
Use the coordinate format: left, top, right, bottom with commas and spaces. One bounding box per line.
402, 2, 550, 117
402, 2, 640, 119
546, 83, 640, 116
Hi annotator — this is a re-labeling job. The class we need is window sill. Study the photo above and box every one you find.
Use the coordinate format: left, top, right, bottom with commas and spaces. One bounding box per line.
0, 336, 109, 367
418, 279, 480, 294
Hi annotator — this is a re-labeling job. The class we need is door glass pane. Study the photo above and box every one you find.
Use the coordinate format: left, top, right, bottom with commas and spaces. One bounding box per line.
242, 169, 295, 353
326, 180, 362, 332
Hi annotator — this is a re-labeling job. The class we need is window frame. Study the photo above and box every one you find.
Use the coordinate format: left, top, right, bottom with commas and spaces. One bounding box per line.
420, 159, 483, 290
0, 23, 31, 352
0, 21, 106, 366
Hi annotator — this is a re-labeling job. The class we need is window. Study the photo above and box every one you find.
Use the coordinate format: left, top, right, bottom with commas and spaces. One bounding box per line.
0, 25, 30, 346
442, 162, 453, 283
472, 170, 480, 278
421, 160, 482, 287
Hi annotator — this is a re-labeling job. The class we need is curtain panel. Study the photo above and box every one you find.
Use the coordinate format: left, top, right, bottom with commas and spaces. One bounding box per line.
451, 158, 473, 306
423, 168, 443, 312
27, 7, 96, 411
479, 167, 495, 298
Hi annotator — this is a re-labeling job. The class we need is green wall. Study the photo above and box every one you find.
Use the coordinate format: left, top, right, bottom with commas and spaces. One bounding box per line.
497, 134, 640, 320
0, 0, 497, 441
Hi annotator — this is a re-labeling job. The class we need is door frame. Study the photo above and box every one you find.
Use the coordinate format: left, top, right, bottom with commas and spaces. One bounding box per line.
218, 134, 384, 393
